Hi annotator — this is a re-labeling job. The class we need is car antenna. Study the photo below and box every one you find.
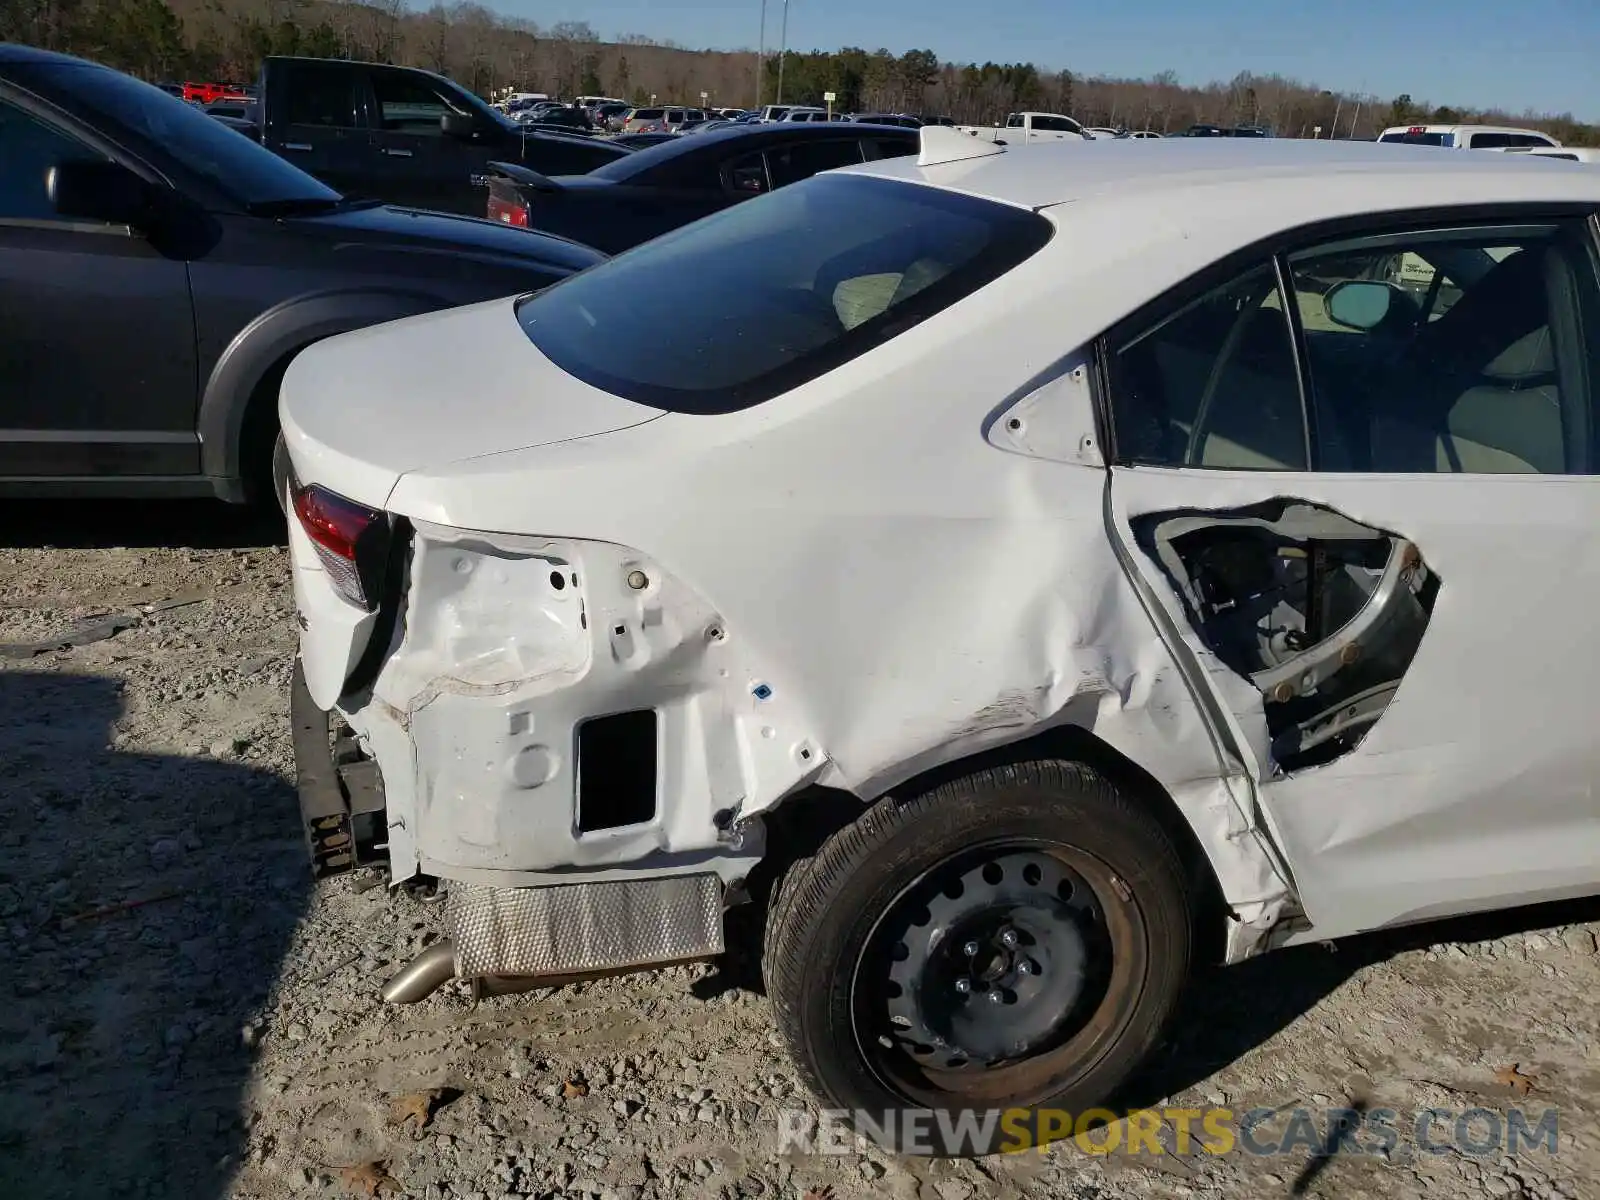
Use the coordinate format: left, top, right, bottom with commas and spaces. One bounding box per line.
917, 125, 1007, 168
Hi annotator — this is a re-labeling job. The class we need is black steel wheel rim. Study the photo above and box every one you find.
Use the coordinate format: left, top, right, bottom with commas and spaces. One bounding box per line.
851, 838, 1144, 1108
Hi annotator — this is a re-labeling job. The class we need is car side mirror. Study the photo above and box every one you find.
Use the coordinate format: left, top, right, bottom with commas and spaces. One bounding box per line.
47, 159, 154, 227
441, 111, 476, 140
1324, 279, 1395, 331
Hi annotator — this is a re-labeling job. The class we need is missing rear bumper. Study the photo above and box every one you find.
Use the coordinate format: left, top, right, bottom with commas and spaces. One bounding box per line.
291, 659, 389, 877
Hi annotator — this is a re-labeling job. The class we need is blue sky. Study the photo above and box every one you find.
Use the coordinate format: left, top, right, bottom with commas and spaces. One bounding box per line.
488, 0, 1600, 120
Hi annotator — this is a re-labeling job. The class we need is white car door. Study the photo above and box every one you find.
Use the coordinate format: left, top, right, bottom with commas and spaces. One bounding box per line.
1099, 209, 1600, 940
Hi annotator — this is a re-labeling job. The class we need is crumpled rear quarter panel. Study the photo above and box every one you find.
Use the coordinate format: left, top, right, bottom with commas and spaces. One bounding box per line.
342, 523, 816, 881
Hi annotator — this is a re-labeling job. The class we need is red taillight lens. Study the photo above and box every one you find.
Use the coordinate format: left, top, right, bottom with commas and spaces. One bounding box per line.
486, 194, 530, 227
293, 484, 387, 610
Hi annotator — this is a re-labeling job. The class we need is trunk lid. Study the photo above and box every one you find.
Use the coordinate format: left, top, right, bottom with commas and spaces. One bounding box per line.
279, 295, 663, 509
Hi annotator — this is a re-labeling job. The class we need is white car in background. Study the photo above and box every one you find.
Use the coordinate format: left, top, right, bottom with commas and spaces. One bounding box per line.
955, 110, 1090, 144
282, 130, 1600, 1153
1377, 122, 1561, 149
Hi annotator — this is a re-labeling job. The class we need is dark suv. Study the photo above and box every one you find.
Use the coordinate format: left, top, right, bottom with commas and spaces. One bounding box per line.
0, 45, 604, 503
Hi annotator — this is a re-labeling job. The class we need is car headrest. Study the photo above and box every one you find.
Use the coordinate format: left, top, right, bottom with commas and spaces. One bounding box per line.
1481, 326, 1555, 380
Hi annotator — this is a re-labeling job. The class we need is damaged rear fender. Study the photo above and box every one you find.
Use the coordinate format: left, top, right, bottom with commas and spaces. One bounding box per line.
334, 521, 832, 883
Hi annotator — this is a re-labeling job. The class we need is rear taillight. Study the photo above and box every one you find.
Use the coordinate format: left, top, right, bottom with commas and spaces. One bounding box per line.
292, 483, 389, 611
486, 194, 530, 227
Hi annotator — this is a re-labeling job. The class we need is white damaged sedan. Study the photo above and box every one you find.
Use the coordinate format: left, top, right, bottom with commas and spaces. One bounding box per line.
282, 129, 1600, 1150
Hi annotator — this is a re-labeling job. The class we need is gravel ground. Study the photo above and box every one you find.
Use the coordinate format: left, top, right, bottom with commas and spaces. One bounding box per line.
2, 500, 1599, 1200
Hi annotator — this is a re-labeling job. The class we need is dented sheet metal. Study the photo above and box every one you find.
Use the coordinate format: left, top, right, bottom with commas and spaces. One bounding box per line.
293, 225, 1314, 960
341, 524, 796, 884
322, 348, 1298, 958
1109, 469, 1600, 942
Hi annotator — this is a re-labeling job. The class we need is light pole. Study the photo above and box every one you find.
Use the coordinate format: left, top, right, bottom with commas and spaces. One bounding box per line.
775, 0, 790, 106
755, 0, 767, 109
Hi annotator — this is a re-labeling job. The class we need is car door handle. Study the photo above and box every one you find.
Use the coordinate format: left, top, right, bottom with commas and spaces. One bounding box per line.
284, 142, 313, 152
382, 148, 414, 158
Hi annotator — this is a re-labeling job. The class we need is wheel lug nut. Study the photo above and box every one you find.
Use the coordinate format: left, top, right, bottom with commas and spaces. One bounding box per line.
962, 940, 980, 958
1016, 959, 1035, 976
987, 989, 1004, 1004
999, 928, 1019, 949
954, 978, 972, 995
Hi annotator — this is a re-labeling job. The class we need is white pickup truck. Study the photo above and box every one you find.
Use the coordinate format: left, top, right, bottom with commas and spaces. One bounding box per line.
954, 111, 1091, 144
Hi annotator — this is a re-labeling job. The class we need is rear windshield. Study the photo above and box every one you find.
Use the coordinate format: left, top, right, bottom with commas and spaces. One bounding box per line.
1379, 131, 1454, 146
516, 173, 1052, 414
631, 108, 663, 120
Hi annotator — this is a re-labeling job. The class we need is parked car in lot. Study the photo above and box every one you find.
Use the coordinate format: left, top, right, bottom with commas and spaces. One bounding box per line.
514, 104, 594, 133
203, 98, 253, 121
482, 121, 917, 253
621, 105, 707, 134
848, 112, 921, 128
1377, 123, 1561, 150
608, 131, 677, 149
210, 111, 262, 140
955, 110, 1090, 144
253, 56, 629, 214
282, 129, 1600, 1151
0, 44, 603, 502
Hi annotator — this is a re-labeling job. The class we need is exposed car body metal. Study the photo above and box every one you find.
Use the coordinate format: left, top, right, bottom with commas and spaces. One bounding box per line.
284, 136, 1600, 997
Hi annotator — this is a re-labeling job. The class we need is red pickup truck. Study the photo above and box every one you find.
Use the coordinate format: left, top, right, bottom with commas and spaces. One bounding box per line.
182, 81, 250, 104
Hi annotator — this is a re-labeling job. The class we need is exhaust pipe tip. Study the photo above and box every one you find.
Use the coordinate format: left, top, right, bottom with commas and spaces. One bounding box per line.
381, 940, 457, 1003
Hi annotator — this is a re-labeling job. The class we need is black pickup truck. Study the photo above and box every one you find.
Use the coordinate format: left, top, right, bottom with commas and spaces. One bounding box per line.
254, 56, 629, 214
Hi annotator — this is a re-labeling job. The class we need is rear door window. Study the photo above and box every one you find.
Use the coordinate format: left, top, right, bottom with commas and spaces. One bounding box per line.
862, 136, 917, 160
725, 150, 769, 194
516, 174, 1052, 413
1107, 262, 1308, 470
766, 137, 864, 188
282, 62, 364, 129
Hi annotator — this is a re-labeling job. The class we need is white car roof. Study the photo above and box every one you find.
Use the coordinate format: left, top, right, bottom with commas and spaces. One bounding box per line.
834, 135, 1600, 213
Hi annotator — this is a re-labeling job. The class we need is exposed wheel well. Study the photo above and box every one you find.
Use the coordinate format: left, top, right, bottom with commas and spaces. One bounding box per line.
750, 727, 1231, 970
237, 351, 301, 507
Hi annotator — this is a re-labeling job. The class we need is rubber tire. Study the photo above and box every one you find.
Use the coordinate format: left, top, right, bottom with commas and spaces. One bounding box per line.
271, 431, 292, 516
762, 759, 1192, 1155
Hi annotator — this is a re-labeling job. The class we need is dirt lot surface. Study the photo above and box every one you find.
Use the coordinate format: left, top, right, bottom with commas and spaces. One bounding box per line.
2, 501, 1599, 1200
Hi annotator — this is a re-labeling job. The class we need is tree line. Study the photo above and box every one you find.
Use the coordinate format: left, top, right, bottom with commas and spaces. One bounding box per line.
2, 0, 1594, 145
